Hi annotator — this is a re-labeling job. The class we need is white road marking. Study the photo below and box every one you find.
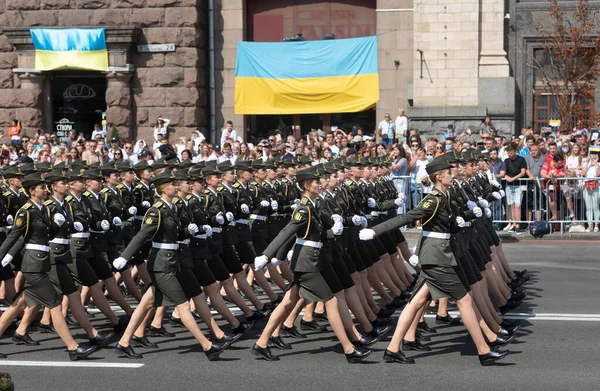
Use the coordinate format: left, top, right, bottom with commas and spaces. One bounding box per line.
0, 361, 144, 368
424, 311, 600, 322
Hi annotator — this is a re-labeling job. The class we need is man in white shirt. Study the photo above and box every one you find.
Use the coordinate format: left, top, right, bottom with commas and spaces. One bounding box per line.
220, 120, 241, 147
108, 138, 129, 160
217, 143, 236, 163
378, 113, 395, 148
395, 109, 408, 143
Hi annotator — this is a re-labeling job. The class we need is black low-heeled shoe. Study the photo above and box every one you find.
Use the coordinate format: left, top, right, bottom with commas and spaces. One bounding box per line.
268, 336, 292, 350
147, 325, 176, 338
114, 343, 143, 359
479, 349, 509, 366
352, 334, 378, 348
403, 339, 432, 351
169, 315, 185, 328
232, 321, 253, 335
417, 321, 437, 334
281, 325, 306, 339
487, 334, 514, 348
216, 332, 243, 345
246, 310, 266, 322
300, 319, 327, 332
12, 332, 40, 346
313, 311, 327, 321
36, 322, 55, 334
345, 346, 373, 363
372, 316, 393, 327
383, 349, 415, 364
132, 335, 158, 349
251, 343, 280, 361
415, 329, 431, 342
89, 330, 115, 346
376, 308, 396, 318
68, 343, 97, 361
204, 341, 229, 361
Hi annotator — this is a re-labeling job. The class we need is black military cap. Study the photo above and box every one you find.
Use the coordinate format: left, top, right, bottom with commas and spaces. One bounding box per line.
251, 159, 266, 169
217, 160, 234, 172
152, 158, 170, 170
205, 160, 217, 168
89, 162, 101, 169
179, 158, 193, 169
173, 169, 190, 180
324, 160, 339, 173
116, 161, 133, 173
189, 169, 204, 181
279, 157, 296, 168
21, 172, 45, 190
264, 159, 277, 170
444, 151, 463, 164
65, 169, 86, 182
70, 160, 88, 170
194, 161, 207, 169
151, 169, 177, 187
44, 170, 66, 183
234, 160, 251, 172
35, 162, 52, 172
19, 163, 37, 175
426, 155, 453, 176
100, 162, 119, 175
3, 165, 25, 179
82, 169, 103, 180
296, 165, 322, 182
53, 162, 68, 171
134, 160, 151, 172
297, 156, 312, 165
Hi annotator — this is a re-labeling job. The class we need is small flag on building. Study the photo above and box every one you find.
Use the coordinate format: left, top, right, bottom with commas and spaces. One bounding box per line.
30, 28, 109, 72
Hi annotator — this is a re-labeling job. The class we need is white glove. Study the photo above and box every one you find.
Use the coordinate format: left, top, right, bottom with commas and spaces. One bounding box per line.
215, 212, 225, 225
456, 216, 467, 227
101, 220, 110, 231
260, 200, 270, 208
367, 198, 376, 208
240, 203, 250, 214
411, 244, 418, 253
331, 214, 343, 224
202, 225, 213, 237
53, 213, 66, 226
408, 254, 419, 267
467, 200, 478, 210
352, 215, 363, 226
478, 198, 489, 208
332, 221, 343, 236
225, 212, 234, 222
271, 200, 279, 211
271, 258, 283, 266
397, 192, 406, 202
141, 201, 151, 208
394, 198, 404, 206
359, 228, 375, 240
293, 199, 301, 205
287, 249, 294, 261
6, 215, 13, 225
1, 254, 13, 267
128, 206, 137, 216
499, 190, 505, 198
360, 216, 368, 228
484, 208, 492, 218
473, 207, 483, 218
370, 211, 379, 218
187, 223, 199, 235
254, 255, 268, 270
113, 217, 122, 227
492, 192, 502, 200
491, 180, 501, 188
113, 257, 128, 270
73, 222, 84, 232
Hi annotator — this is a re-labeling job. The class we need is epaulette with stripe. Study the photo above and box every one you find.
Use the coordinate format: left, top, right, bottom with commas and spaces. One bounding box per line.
83, 191, 92, 197
43, 199, 54, 206
21, 202, 32, 210
232, 182, 241, 188
216, 186, 224, 192
65, 195, 73, 202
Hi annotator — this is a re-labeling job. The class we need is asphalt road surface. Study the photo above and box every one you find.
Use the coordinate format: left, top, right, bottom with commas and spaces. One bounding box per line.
2, 240, 600, 391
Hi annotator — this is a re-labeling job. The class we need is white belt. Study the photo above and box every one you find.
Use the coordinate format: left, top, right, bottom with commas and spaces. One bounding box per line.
379, 211, 388, 215
364, 215, 372, 220
236, 219, 248, 225
152, 242, 179, 250
25, 244, 50, 252
194, 234, 207, 239
212, 228, 222, 233
462, 222, 472, 228
71, 232, 90, 238
135, 216, 144, 220
178, 239, 190, 245
6, 225, 12, 230
249, 214, 266, 221
295, 238, 323, 249
422, 231, 451, 240
371, 211, 380, 216
49, 238, 69, 245
89, 229, 104, 234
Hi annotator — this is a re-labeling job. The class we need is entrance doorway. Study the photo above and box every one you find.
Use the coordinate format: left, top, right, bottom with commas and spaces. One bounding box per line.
51, 74, 107, 140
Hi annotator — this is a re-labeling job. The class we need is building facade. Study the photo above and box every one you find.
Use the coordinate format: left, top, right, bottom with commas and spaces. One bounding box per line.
0, 0, 598, 144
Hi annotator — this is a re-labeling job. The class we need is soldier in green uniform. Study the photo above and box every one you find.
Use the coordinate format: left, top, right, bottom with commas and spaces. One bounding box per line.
112, 170, 230, 360
359, 155, 509, 366
130, 160, 155, 285
0, 172, 97, 360
251, 166, 373, 363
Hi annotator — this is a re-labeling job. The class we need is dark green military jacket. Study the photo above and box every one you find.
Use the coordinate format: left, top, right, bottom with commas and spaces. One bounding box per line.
188, 192, 212, 261
232, 181, 253, 243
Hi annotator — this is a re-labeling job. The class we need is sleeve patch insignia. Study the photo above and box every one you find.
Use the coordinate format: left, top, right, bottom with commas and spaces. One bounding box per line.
15, 217, 24, 227
145, 217, 153, 224
423, 201, 431, 209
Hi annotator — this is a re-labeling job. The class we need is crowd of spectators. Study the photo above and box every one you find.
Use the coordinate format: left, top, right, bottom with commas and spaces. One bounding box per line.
4, 113, 600, 232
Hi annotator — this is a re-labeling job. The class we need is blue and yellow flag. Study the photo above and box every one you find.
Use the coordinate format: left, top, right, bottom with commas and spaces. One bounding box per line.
30, 28, 108, 72
235, 36, 379, 115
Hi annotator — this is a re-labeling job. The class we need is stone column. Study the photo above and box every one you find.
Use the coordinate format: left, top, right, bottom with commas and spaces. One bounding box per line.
16, 72, 45, 133
105, 72, 133, 139
478, 0, 509, 77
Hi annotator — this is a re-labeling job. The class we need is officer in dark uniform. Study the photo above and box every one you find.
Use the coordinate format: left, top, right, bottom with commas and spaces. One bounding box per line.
112, 169, 230, 360
359, 155, 509, 366
0, 172, 97, 360
251, 166, 373, 363
130, 160, 155, 285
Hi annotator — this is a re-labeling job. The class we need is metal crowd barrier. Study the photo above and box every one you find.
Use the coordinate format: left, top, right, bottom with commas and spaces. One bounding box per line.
390, 176, 600, 234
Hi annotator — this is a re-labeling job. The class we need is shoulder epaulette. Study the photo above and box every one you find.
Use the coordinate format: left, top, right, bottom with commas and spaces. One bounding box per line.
345, 180, 353, 186
2, 191, 10, 197
135, 184, 144, 189
300, 198, 309, 205
249, 181, 258, 186
203, 189, 211, 194
83, 191, 91, 197
22, 202, 32, 210
100, 188, 109, 194
173, 197, 182, 204
43, 199, 54, 206
116, 183, 125, 189
216, 186, 224, 192
186, 194, 192, 201
153, 201, 162, 208
232, 182, 241, 188
65, 195, 73, 202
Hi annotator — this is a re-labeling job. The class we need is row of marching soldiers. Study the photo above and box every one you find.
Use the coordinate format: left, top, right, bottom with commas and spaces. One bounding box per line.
0, 149, 529, 364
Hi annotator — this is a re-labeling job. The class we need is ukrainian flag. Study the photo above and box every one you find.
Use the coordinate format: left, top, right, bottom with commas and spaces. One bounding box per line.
235, 36, 379, 115
30, 28, 108, 72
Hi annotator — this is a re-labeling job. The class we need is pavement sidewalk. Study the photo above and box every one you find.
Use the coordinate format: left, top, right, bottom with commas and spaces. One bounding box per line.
400, 228, 600, 241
